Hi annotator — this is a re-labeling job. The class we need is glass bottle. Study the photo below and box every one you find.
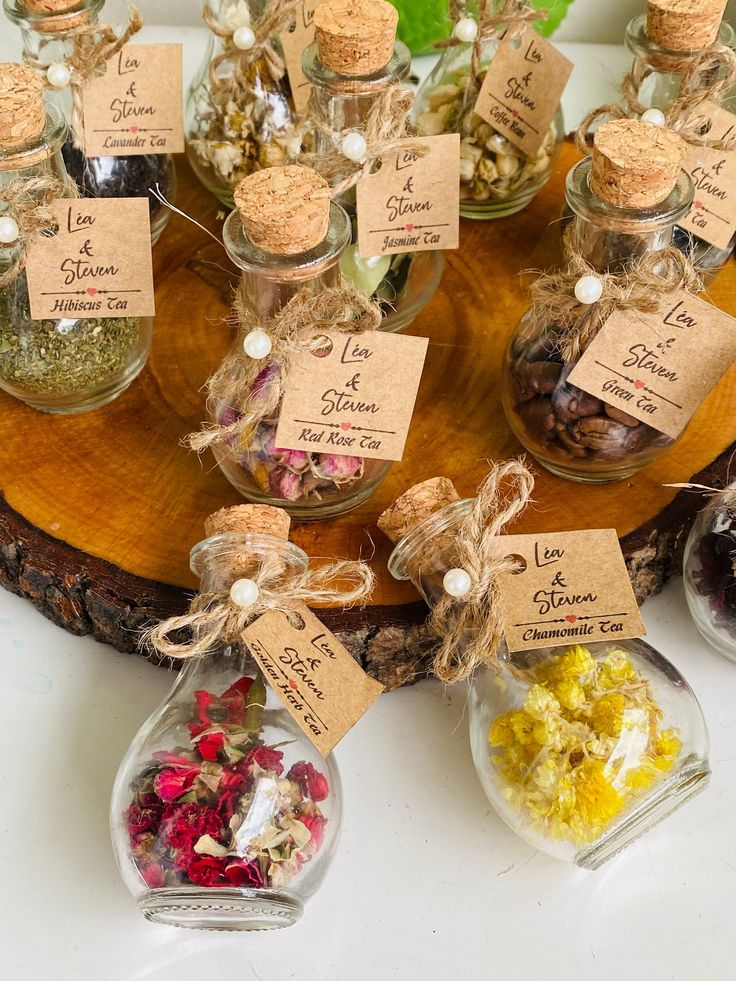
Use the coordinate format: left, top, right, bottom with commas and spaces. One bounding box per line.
502, 131, 695, 483
185, 0, 300, 208
4, 0, 177, 245
382, 479, 711, 869
111, 509, 342, 929
0, 65, 152, 413
209, 166, 391, 518
624, 9, 736, 280
413, 20, 564, 219
683, 482, 736, 662
302, 4, 443, 333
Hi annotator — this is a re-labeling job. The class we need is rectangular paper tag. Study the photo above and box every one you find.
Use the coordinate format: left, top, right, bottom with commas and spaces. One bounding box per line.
275, 330, 428, 461
494, 529, 646, 653
356, 135, 460, 258
679, 101, 736, 250
280, 1, 319, 113
474, 27, 572, 157
567, 291, 736, 439
25, 198, 155, 321
242, 604, 384, 756
82, 43, 184, 156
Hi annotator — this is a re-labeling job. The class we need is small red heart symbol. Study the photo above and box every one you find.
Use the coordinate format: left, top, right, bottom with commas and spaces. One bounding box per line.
512, 109, 518, 117
634, 379, 645, 389
695, 200, 703, 209
130, 126, 138, 133
565, 614, 577, 623
405, 223, 414, 232
87, 287, 98, 296
340, 422, 351, 431
289, 679, 298, 690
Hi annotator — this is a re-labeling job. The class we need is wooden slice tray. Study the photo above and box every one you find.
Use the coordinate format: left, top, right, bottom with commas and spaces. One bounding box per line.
2, 142, 735, 691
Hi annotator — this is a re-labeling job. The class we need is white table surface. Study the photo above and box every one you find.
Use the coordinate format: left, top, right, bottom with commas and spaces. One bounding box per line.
1, 29, 735, 981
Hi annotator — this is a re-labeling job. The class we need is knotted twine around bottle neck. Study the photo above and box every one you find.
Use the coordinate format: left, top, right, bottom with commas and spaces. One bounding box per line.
188, 281, 382, 453
0, 175, 70, 288
427, 459, 534, 685
143, 549, 375, 660
437, 0, 546, 85
528, 229, 703, 364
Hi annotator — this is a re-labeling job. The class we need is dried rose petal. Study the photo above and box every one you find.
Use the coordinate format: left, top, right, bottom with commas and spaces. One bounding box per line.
268, 466, 303, 501
217, 404, 242, 429
314, 454, 364, 481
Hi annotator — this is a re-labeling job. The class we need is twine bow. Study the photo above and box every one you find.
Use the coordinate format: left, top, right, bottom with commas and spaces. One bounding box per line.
428, 459, 534, 684
437, 0, 546, 85
189, 282, 382, 453
143, 550, 375, 660
528, 231, 703, 363
204, 0, 300, 91
0, 176, 69, 289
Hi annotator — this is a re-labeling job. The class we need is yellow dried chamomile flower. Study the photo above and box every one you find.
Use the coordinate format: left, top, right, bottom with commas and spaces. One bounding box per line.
539, 644, 596, 684
652, 728, 681, 771
488, 713, 515, 749
509, 711, 536, 746
590, 692, 626, 738
598, 648, 636, 689
551, 678, 587, 713
624, 762, 660, 792
572, 760, 625, 831
524, 684, 561, 721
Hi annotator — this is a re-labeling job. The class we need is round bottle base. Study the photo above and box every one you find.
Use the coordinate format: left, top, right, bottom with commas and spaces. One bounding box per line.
139, 887, 303, 931
460, 190, 540, 220
688, 611, 736, 664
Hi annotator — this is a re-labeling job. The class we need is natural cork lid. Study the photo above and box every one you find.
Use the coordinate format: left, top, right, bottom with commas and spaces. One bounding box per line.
23, 0, 83, 11
205, 505, 292, 541
591, 119, 687, 209
314, 0, 398, 75
0, 64, 46, 148
647, 0, 728, 51
233, 166, 331, 256
378, 477, 461, 544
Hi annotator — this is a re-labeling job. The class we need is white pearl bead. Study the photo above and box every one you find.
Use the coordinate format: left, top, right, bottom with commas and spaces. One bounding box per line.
46, 62, 71, 90
243, 328, 272, 359
443, 567, 472, 598
454, 16, 479, 43
574, 274, 603, 305
229, 578, 260, 609
0, 216, 19, 244
641, 107, 666, 126
233, 26, 256, 50
340, 131, 368, 163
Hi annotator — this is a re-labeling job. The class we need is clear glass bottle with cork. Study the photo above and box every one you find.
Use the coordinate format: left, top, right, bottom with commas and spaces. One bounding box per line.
623, 0, 736, 278
502, 118, 695, 483
0, 63, 152, 413
4, 0, 177, 245
302, 0, 443, 332
194, 163, 392, 518
185, 0, 301, 208
111, 504, 344, 930
379, 469, 711, 869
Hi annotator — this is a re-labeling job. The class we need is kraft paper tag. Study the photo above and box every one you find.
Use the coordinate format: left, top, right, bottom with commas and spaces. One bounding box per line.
25, 198, 155, 321
493, 529, 646, 653
275, 330, 428, 461
355, 135, 460, 258
567, 291, 736, 439
280, 1, 319, 113
679, 101, 736, 251
474, 27, 572, 157
242, 604, 384, 756
82, 43, 184, 156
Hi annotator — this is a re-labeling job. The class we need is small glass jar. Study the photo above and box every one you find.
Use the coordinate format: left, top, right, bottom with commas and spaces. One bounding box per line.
683, 483, 736, 662
4, 0, 177, 245
111, 525, 342, 929
502, 155, 694, 483
413, 32, 564, 219
0, 98, 151, 413
625, 12, 736, 280
185, 0, 300, 208
385, 492, 711, 869
209, 181, 391, 519
302, 40, 443, 332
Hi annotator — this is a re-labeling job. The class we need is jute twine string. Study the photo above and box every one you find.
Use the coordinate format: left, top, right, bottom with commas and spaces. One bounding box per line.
437, 0, 546, 85
0, 175, 69, 288
188, 282, 382, 453
143, 550, 375, 660
577, 45, 736, 153
428, 459, 534, 685
528, 229, 703, 363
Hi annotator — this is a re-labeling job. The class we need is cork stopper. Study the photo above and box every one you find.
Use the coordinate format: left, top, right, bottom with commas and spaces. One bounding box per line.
591, 119, 686, 209
233, 166, 331, 255
23, 0, 82, 11
205, 505, 292, 541
647, 0, 727, 51
0, 64, 46, 148
314, 0, 398, 76
378, 477, 461, 544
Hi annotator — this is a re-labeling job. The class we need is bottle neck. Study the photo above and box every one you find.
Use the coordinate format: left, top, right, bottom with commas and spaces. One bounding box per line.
564, 158, 693, 273
190, 532, 308, 594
